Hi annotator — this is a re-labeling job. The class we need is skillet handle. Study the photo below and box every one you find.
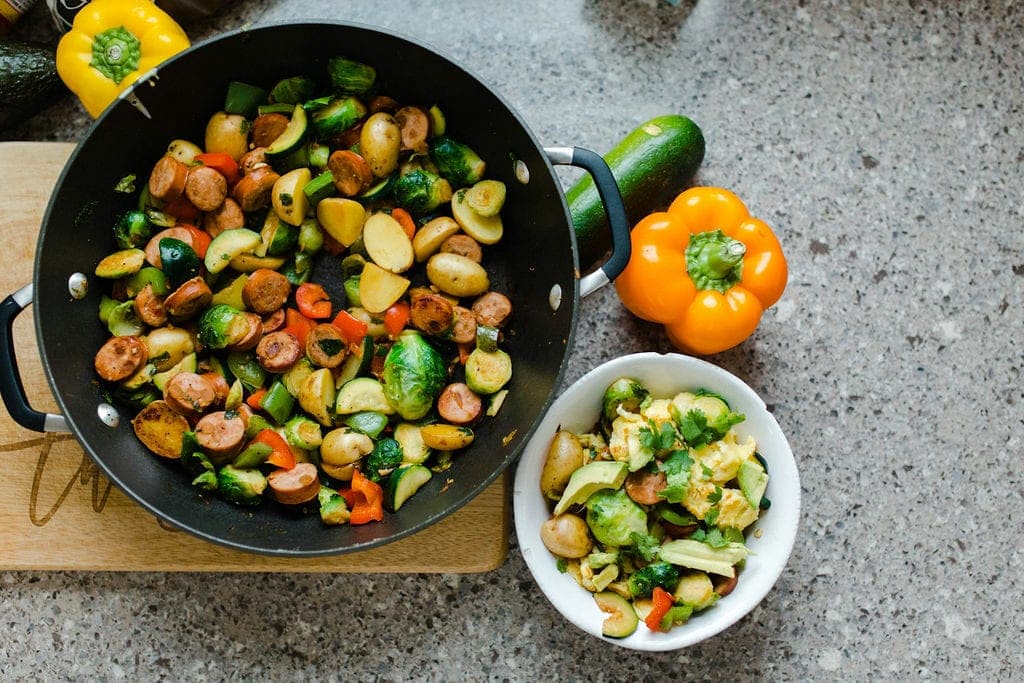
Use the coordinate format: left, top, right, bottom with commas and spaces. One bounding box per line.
545, 147, 631, 297
0, 284, 69, 433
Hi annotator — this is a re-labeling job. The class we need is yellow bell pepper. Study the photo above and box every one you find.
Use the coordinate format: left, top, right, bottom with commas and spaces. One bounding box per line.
614, 187, 788, 355
56, 0, 190, 117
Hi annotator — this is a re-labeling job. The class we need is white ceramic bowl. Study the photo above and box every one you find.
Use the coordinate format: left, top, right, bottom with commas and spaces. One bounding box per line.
513, 352, 800, 651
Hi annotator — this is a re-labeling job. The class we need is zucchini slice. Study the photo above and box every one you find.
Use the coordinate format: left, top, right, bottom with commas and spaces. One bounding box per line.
593, 591, 639, 639
334, 377, 395, 415
384, 464, 432, 512
95, 249, 146, 279
204, 228, 263, 274
265, 104, 309, 159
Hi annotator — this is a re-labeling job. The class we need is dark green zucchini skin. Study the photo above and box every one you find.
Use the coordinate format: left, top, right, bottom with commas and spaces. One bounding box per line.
0, 41, 67, 131
565, 115, 705, 271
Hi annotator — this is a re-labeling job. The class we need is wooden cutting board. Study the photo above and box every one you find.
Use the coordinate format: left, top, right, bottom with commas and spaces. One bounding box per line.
0, 141, 508, 573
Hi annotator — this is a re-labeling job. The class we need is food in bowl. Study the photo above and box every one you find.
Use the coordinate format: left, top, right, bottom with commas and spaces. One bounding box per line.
537, 376, 770, 637
90, 54, 514, 525
514, 352, 799, 650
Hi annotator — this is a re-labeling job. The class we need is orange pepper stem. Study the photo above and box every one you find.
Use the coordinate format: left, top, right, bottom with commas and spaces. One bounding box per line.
685, 229, 746, 292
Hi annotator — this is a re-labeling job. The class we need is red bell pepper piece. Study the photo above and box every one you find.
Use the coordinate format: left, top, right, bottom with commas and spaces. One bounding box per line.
383, 301, 410, 338
331, 309, 368, 345
282, 308, 315, 348
195, 152, 241, 185
391, 207, 416, 239
245, 387, 267, 410
645, 586, 675, 633
348, 469, 384, 525
179, 224, 211, 259
296, 282, 332, 320
252, 428, 295, 470
162, 196, 200, 222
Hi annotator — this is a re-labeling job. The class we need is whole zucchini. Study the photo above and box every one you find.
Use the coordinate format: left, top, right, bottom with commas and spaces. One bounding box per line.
566, 114, 705, 271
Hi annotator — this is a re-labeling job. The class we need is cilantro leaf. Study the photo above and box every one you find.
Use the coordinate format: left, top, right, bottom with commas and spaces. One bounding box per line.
672, 404, 746, 448
704, 507, 720, 526
556, 557, 568, 574
703, 527, 728, 548
723, 527, 745, 544
638, 420, 677, 455
700, 463, 714, 479
624, 532, 660, 562
658, 450, 693, 504
708, 485, 723, 504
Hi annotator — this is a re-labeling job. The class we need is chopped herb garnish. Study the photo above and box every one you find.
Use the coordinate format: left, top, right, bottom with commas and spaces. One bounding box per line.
658, 450, 694, 504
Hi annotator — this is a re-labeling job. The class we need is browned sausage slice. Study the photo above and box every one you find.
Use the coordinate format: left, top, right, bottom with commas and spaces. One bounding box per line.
267, 462, 321, 505
410, 292, 454, 336
449, 306, 477, 344
232, 165, 280, 212
261, 308, 286, 334
437, 383, 483, 425
624, 469, 668, 506
714, 573, 739, 597
164, 371, 217, 416
164, 276, 213, 320
332, 122, 363, 150
395, 106, 431, 154
134, 283, 167, 327
194, 410, 247, 460
184, 165, 228, 212
200, 372, 231, 407
252, 113, 290, 148
132, 399, 189, 459
203, 197, 245, 238
472, 291, 513, 328
440, 234, 483, 263
148, 155, 188, 203
94, 336, 148, 382
239, 147, 268, 175
368, 95, 400, 114
242, 268, 291, 314
256, 331, 303, 373
306, 323, 347, 368
327, 150, 373, 196
227, 313, 264, 352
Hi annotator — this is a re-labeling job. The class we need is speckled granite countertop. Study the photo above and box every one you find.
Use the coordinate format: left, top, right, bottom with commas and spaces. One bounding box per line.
2, 0, 1022, 679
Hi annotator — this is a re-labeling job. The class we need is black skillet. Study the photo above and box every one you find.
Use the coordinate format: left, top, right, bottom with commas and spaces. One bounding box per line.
0, 21, 629, 556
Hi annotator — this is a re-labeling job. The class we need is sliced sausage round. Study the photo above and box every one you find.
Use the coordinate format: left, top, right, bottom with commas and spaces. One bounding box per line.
410, 292, 454, 337
203, 197, 245, 238
242, 268, 291, 314
331, 122, 363, 150
368, 95, 400, 114
231, 165, 280, 212
164, 371, 217, 416
449, 306, 477, 344
267, 462, 321, 505
472, 291, 513, 328
227, 313, 264, 352
327, 150, 373, 196
200, 371, 231, 407
256, 331, 303, 373
437, 383, 483, 425
395, 105, 430, 154
252, 113, 290, 148
306, 323, 347, 369
94, 335, 148, 382
164, 276, 213, 320
194, 410, 247, 460
148, 155, 188, 203
624, 469, 668, 506
261, 308, 286, 334
184, 165, 228, 212
239, 147, 268, 175
440, 234, 483, 263
134, 283, 167, 327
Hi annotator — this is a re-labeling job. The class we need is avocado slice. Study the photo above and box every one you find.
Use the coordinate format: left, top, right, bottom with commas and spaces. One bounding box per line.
737, 458, 769, 508
552, 460, 629, 516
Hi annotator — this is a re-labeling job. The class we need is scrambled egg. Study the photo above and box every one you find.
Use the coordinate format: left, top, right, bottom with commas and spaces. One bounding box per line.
607, 409, 653, 471
691, 431, 756, 485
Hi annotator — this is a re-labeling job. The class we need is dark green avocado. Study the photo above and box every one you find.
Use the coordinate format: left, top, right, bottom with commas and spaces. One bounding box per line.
0, 40, 67, 131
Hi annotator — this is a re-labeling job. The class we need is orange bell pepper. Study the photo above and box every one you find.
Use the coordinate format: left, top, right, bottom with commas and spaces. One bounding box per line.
614, 187, 787, 355
645, 587, 675, 633
348, 469, 384, 525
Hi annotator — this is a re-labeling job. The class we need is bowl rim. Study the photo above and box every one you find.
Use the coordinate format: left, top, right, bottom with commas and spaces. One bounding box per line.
512, 351, 801, 651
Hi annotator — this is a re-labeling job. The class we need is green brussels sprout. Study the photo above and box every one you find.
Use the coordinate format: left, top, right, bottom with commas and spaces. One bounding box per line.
429, 136, 486, 188
602, 378, 650, 422
628, 562, 681, 599
216, 465, 267, 506
381, 330, 447, 420
198, 304, 250, 350
393, 169, 452, 216
318, 485, 351, 525
158, 238, 201, 289
366, 437, 404, 481
585, 488, 648, 547
113, 210, 153, 250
